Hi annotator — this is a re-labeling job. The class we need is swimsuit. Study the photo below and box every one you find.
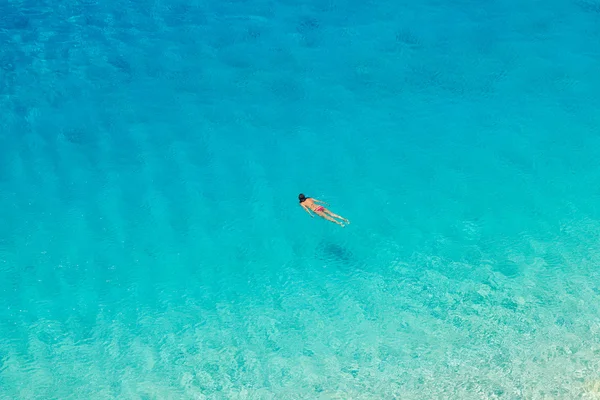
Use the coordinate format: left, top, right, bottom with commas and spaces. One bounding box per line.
314, 206, 325, 212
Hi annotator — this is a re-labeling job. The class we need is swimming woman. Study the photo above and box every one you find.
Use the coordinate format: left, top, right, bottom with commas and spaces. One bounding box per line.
298, 194, 350, 227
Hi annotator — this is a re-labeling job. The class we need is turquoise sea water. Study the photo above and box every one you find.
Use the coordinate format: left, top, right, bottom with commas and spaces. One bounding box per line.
2, 0, 600, 398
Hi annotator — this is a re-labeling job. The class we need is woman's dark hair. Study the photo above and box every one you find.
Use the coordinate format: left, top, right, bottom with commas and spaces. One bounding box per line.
298, 193, 307, 203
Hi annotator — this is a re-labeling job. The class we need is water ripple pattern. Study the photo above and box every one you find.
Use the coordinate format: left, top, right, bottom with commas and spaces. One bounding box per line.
1, 0, 600, 398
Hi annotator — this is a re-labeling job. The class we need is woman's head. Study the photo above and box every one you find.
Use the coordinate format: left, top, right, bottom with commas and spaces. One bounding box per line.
298, 193, 307, 203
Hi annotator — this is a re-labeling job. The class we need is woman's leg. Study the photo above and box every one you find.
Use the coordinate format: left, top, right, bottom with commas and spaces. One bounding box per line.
324, 209, 349, 223
316, 211, 345, 226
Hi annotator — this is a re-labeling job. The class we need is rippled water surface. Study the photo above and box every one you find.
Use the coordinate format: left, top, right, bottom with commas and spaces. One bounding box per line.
1, 0, 600, 398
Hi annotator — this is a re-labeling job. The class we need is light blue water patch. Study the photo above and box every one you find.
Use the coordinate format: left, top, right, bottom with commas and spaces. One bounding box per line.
2, 0, 600, 398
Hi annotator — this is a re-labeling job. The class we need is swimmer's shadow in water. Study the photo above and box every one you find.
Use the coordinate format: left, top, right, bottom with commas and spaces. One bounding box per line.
493, 259, 522, 278
315, 241, 356, 268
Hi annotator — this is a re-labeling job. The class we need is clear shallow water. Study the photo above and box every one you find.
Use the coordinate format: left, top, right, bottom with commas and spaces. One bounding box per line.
1, 0, 600, 398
